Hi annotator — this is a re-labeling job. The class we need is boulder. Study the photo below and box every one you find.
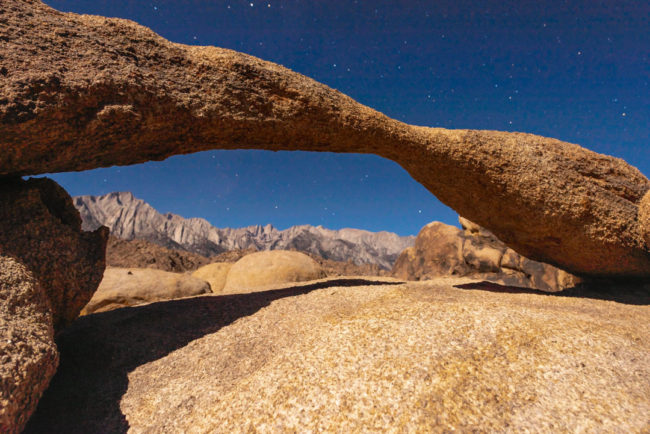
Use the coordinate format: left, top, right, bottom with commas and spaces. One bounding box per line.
0, 255, 58, 434
81, 267, 212, 315
24, 278, 650, 432
191, 263, 233, 293
392, 218, 580, 292
223, 251, 326, 293
0, 177, 108, 331
0, 0, 648, 278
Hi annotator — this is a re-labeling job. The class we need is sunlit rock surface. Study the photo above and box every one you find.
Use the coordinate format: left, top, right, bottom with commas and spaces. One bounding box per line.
25, 278, 650, 432
1, 0, 649, 277
81, 267, 212, 315
393, 218, 580, 292
0, 256, 58, 434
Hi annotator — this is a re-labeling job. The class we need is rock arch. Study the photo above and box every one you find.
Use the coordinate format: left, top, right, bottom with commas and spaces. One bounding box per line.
1, 0, 649, 278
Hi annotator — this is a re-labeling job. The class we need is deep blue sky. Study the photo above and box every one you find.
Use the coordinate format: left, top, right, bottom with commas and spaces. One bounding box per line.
44, 0, 649, 236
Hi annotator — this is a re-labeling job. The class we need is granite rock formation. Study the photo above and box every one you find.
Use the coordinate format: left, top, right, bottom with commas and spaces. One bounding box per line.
24, 278, 650, 432
0, 178, 108, 331
0, 256, 58, 434
81, 267, 212, 315
223, 251, 326, 293
306, 252, 389, 277
393, 218, 579, 292
640, 191, 650, 247
191, 263, 233, 293
75, 192, 414, 269
107, 234, 391, 280
1, 0, 648, 277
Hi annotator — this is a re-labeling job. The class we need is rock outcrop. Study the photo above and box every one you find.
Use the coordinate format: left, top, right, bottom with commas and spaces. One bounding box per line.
81, 267, 212, 315
1, 0, 648, 277
0, 178, 108, 331
75, 192, 414, 269
24, 278, 650, 432
0, 256, 58, 434
107, 236, 212, 273
393, 218, 580, 292
306, 252, 389, 277
191, 263, 233, 293
223, 251, 326, 293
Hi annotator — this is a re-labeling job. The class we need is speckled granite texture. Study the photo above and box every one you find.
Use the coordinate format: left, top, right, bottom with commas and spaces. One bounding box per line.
25, 278, 650, 432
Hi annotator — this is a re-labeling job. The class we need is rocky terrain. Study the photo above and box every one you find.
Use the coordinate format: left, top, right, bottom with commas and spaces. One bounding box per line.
25, 278, 650, 432
76, 192, 414, 269
107, 234, 390, 278
106, 236, 212, 272
393, 217, 580, 292
2, 0, 649, 278
1, 0, 649, 431
0, 178, 106, 433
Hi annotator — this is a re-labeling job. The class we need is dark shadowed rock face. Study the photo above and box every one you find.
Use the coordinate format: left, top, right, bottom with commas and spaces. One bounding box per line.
0, 0, 649, 277
0, 178, 108, 331
0, 255, 58, 434
392, 218, 580, 292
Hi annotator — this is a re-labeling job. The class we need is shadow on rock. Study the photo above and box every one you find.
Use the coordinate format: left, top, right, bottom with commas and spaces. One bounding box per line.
455, 280, 650, 306
25, 278, 399, 433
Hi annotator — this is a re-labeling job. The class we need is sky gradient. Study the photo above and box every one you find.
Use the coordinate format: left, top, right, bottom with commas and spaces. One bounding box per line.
44, 0, 649, 236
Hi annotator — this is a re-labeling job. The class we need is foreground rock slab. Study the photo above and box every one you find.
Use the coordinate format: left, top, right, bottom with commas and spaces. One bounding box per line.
1, 0, 649, 278
0, 178, 108, 331
393, 217, 580, 292
0, 256, 58, 434
25, 278, 649, 432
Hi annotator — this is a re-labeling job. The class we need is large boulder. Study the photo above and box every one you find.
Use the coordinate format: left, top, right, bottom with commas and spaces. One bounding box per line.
81, 267, 212, 315
392, 218, 580, 292
0, 256, 58, 434
0, 0, 648, 278
191, 262, 233, 293
223, 251, 326, 293
0, 177, 108, 331
24, 278, 650, 432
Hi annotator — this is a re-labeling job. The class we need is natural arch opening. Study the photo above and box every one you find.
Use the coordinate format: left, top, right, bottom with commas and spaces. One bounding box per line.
40, 150, 458, 275
3, 0, 649, 279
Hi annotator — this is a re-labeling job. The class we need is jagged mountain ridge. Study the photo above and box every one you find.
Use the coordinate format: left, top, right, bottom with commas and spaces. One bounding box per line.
74, 192, 414, 269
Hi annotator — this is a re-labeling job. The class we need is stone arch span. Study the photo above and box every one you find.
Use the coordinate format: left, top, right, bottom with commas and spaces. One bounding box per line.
1, 0, 649, 278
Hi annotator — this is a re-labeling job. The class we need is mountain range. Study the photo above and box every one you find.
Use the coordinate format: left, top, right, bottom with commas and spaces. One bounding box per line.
74, 192, 415, 269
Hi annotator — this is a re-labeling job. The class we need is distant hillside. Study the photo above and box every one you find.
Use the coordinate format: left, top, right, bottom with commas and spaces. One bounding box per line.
74, 192, 414, 269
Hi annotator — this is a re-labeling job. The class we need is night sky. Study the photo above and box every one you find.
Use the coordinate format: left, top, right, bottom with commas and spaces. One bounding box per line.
44, 0, 649, 236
